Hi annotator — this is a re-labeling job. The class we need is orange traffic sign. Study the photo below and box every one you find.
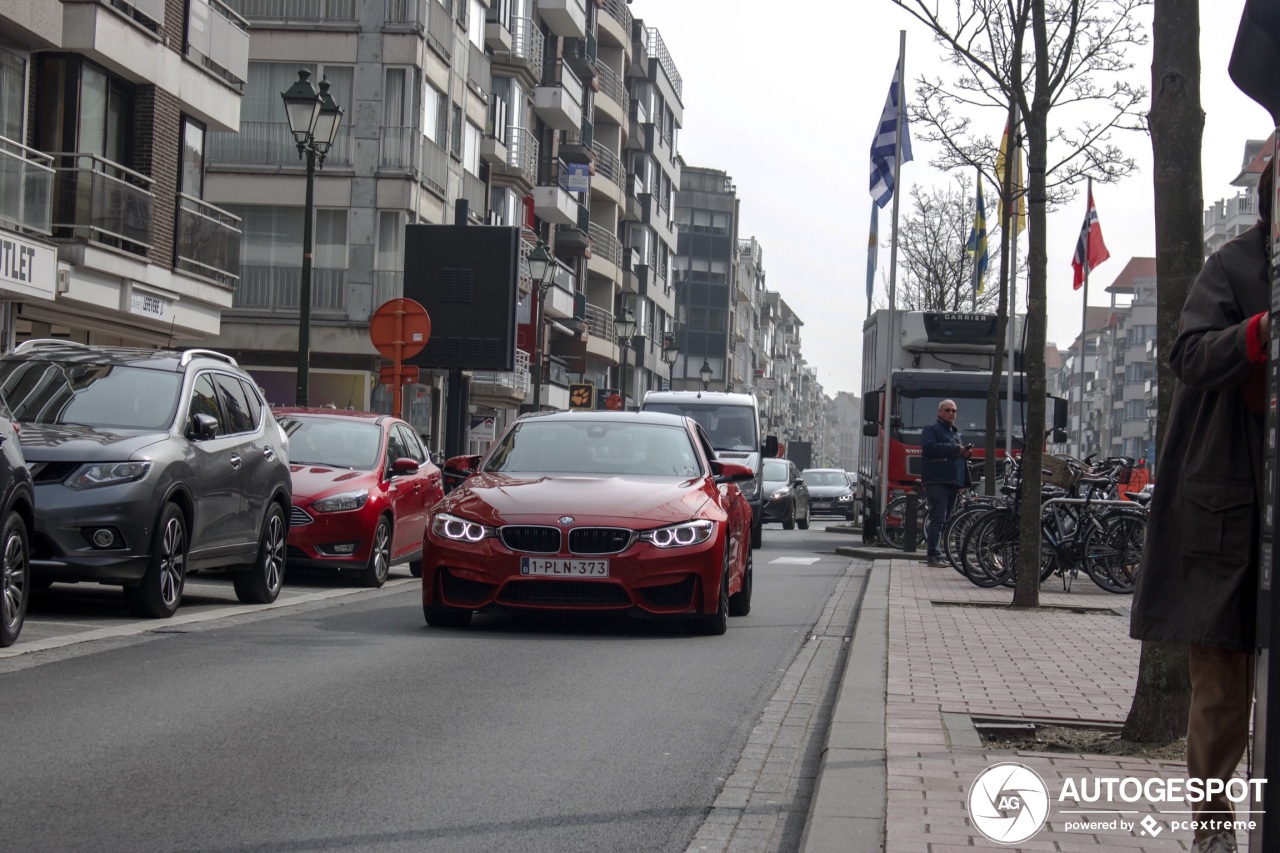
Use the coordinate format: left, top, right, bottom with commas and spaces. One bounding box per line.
369, 298, 431, 360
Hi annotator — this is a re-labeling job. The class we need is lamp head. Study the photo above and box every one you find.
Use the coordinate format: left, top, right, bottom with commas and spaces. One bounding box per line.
280, 69, 321, 144
527, 240, 554, 289
699, 359, 713, 390
614, 307, 637, 340
311, 78, 344, 153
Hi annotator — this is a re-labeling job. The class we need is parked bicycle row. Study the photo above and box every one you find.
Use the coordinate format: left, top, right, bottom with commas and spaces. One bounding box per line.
876, 454, 1150, 593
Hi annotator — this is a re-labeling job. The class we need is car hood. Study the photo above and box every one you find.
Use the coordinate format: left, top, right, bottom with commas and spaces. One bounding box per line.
289, 464, 375, 500
445, 472, 712, 527
806, 484, 853, 497
17, 423, 169, 461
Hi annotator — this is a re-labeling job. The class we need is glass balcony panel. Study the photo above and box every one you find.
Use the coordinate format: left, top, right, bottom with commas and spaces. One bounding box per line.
0, 137, 54, 236
385, 0, 426, 26
175, 193, 242, 287
207, 121, 352, 168
187, 0, 250, 87
467, 42, 491, 100
462, 170, 486, 219
380, 126, 416, 170
426, 0, 453, 59
419, 138, 448, 197
224, 0, 357, 23
50, 153, 152, 255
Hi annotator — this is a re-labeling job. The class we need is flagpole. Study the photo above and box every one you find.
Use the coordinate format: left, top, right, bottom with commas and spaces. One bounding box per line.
1075, 175, 1093, 461
880, 29, 906, 523
973, 166, 979, 312
1005, 104, 1020, 460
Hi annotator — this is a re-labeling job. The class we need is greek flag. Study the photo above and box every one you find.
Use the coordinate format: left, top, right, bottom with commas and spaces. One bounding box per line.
869, 59, 913, 208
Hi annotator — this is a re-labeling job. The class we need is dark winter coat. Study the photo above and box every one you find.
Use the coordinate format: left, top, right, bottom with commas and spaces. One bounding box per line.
1129, 224, 1269, 652
920, 418, 971, 487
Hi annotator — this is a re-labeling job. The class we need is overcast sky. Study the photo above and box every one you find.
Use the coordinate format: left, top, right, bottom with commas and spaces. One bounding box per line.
630, 0, 1266, 395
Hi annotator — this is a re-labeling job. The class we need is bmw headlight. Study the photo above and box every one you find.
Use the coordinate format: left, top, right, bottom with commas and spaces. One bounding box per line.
311, 490, 369, 513
836, 493, 853, 502
65, 461, 152, 490
738, 479, 759, 499
431, 512, 494, 543
639, 519, 715, 549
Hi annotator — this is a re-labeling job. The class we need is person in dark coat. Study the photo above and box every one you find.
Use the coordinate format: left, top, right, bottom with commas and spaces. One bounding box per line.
919, 399, 972, 566
1129, 163, 1272, 853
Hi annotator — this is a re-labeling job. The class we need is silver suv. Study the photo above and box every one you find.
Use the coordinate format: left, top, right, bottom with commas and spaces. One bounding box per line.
0, 341, 292, 618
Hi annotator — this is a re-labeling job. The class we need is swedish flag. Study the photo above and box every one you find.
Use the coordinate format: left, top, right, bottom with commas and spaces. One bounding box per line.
966, 174, 989, 296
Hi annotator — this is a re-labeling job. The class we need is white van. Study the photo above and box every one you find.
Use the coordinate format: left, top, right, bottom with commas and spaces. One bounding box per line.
641, 390, 778, 548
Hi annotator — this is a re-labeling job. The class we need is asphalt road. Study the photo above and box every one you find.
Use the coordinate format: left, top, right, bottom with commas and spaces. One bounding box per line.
0, 523, 858, 853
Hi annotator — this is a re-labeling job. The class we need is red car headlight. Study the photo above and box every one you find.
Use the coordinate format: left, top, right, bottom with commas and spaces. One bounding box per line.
431, 512, 495, 543
311, 490, 369, 513
638, 519, 715, 549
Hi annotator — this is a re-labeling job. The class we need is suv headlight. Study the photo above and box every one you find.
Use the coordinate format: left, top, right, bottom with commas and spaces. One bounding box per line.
311, 490, 369, 513
431, 512, 494, 543
65, 461, 152, 490
639, 519, 715, 549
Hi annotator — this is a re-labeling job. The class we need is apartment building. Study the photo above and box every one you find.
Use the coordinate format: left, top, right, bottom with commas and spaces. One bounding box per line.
1204, 134, 1270, 256
1, 0, 248, 351
672, 165, 736, 392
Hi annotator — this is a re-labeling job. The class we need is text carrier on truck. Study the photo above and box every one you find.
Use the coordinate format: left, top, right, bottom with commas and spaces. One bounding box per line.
858, 311, 1029, 543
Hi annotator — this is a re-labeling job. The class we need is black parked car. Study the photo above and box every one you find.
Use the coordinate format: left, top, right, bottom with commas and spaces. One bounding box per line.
801, 468, 858, 520
761, 457, 810, 530
0, 396, 33, 647
0, 341, 292, 618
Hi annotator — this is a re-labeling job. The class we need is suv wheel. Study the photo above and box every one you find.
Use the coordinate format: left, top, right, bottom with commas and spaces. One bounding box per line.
360, 517, 391, 588
0, 511, 30, 646
234, 502, 285, 604
124, 503, 186, 618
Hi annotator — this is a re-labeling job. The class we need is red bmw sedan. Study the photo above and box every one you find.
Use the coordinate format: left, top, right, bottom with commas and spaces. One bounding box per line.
274, 409, 444, 587
421, 411, 755, 634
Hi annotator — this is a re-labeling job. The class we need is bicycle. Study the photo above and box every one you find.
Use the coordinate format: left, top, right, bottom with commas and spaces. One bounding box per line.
878, 482, 930, 550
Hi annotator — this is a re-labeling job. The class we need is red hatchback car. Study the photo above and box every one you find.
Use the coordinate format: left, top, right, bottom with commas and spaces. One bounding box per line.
421, 411, 755, 634
274, 409, 444, 587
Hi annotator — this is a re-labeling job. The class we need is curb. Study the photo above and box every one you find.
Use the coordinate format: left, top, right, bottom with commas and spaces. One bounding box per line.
799, 560, 890, 852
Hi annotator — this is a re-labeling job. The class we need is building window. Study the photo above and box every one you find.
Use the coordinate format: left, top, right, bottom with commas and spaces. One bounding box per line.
37, 56, 134, 164
180, 118, 205, 198
0, 46, 26, 144
450, 104, 463, 158
423, 81, 447, 147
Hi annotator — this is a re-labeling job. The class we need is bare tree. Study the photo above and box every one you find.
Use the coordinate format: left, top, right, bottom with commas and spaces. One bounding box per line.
890, 0, 1150, 608
1120, 0, 1200, 743
895, 174, 1004, 312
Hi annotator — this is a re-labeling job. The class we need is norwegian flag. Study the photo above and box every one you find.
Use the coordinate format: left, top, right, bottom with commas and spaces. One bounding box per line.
1072, 190, 1110, 290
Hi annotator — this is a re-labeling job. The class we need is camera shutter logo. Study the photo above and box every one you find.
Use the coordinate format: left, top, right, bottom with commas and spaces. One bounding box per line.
967, 762, 1050, 844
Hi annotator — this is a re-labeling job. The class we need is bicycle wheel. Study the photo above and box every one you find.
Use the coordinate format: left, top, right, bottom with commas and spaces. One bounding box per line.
1081, 509, 1146, 594
943, 504, 990, 576
879, 494, 928, 551
962, 509, 1018, 588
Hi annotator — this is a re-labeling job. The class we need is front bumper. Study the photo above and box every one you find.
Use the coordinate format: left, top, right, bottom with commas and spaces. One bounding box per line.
29, 481, 160, 584
286, 502, 377, 570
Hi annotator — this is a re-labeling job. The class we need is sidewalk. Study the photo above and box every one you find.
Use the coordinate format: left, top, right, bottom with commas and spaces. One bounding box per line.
801, 551, 1256, 852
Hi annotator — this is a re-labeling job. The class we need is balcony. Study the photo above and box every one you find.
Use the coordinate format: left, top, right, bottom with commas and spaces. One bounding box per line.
174, 193, 241, 287
555, 203, 590, 252
384, 0, 426, 29
490, 127, 538, 190
418, 138, 449, 198
467, 42, 491, 102
533, 185, 578, 225
539, 0, 586, 37
598, 0, 632, 48
479, 134, 508, 167
50, 153, 153, 256
583, 302, 618, 345
186, 0, 249, 88
587, 222, 622, 280
590, 141, 621, 191
425, 0, 453, 60
484, 17, 512, 52
0, 138, 54, 237
231, 265, 346, 315
224, 0, 357, 24
207, 120, 353, 169
492, 15, 545, 86
472, 349, 531, 405
593, 61, 626, 124
461, 170, 487, 221
533, 62, 584, 131
564, 34, 597, 82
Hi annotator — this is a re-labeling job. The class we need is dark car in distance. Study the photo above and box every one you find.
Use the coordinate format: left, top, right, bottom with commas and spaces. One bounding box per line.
274, 408, 444, 587
801, 468, 858, 520
761, 457, 810, 530
0, 341, 293, 619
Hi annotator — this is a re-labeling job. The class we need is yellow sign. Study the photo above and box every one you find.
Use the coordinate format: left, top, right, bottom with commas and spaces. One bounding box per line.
569, 383, 595, 410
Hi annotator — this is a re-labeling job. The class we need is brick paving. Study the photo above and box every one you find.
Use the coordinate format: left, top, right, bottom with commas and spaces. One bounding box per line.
884, 556, 1256, 852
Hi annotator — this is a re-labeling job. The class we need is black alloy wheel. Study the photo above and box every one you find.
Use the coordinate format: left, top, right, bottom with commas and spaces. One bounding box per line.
728, 548, 752, 617
124, 503, 187, 618
0, 511, 29, 646
235, 502, 286, 604
360, 517, 392, 588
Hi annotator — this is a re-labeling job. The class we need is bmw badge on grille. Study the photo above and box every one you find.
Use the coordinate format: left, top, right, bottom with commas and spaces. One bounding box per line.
559, 516, 575, 525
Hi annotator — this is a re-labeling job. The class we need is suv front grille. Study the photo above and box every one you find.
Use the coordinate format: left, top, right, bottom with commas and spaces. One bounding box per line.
568, 527, 632, 555
28, 462, 80, 484
500, 526, 561, 553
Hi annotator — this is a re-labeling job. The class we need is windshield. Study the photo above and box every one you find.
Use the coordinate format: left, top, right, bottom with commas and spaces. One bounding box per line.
802, 470, 847, 487
0, 360, 181, 431
642, 403, 757, 451
484, 421, 702, 477
280, 417, 383, 470
762, 458, 789, 483
895, 387, 1026, 447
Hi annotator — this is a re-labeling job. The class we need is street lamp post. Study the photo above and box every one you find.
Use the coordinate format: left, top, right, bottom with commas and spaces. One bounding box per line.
281, 70, 343, 406
614, 308, 636, 408
660, 334, 679, 384
526, 241, 556, 411
1146, 395, 1159, 474
699, 359, 713, 392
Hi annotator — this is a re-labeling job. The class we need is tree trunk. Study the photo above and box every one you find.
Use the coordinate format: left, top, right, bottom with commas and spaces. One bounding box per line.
985, 102, 1020, 496
1012, 0, 1051, 609
1122, 0, 1202, 742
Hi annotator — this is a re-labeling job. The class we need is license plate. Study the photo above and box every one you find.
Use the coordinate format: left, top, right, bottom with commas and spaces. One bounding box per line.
520, 557, 610, 577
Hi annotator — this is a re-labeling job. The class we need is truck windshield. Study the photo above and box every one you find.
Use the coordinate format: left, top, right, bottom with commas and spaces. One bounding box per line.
896, 390, 1024, 446
643, 403, 758, 451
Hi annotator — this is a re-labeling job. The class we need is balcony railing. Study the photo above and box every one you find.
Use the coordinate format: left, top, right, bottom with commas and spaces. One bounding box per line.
590, 141, 621, 188
594, 60, 625, 109
385, 0, 425, 27
49, 153, 153, 255
583, 302, 617, 344
645, 28, 683, 98
504, 16, 545, 76
175, 193, 241, 287
186, 0, 250, 88
419, 138, 449, 197
461, 169, 486, 218
224, 0, 357, 23
379, 126, 416, 171
467, 41, 491, 100
601, 0, 632, 33
472, 350, 530, 398
231, 265, 346, 313
588, 221, 622, 269
0, 137, 54, 237
207, 120, 353, 168
425, 0, 453, 58
506, 127, 539, 186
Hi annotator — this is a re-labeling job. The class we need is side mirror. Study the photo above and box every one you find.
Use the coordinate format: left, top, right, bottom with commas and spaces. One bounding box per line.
1052, 428, 1068, 444
1050, 394, 1069, 431
390, 457, 420, 477
189, 413, 219, 441
862, 422, 880, 437
712, 460, 756, 484
761, 434, 779, 458
443, 454, 481, 478
862, 389, 881, 424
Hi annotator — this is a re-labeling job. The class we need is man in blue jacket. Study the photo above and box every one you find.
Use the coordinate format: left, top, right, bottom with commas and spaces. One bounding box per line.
920, 399, 972, 566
